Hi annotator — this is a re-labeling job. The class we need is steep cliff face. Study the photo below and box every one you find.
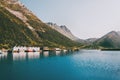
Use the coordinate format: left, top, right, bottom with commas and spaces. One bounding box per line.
0, 0, 81, 48
46, 22, 79, 41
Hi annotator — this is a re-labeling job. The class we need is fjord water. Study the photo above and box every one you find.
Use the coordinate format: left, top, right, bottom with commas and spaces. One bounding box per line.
0, 50, 120, 80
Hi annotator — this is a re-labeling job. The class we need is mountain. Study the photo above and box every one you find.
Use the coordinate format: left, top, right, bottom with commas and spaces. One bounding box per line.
46, 22, 86, 43
82, 31, 120, 49
46, 22, 79, 41
94, 31, 120, 49
0, 0, 81, 49
85, 38, 98, 44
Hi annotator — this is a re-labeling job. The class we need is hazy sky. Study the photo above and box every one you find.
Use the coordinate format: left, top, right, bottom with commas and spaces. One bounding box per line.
20, 0, 120, 39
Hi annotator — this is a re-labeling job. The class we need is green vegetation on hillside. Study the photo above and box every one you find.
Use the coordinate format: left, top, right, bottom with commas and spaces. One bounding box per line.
27, 19, 81, 48
0, 7, 42, 49
0, 5, 82, 49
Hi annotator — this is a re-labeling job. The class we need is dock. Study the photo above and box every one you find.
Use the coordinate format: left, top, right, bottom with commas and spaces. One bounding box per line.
101, 49, 120, 51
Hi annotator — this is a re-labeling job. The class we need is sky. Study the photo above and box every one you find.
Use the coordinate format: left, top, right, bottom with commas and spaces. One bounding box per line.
20, 0, 120, 39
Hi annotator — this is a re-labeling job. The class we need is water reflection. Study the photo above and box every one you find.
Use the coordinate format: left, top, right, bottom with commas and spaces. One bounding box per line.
0, 50, 120, 80
0, 52, 8, 60
27, 52, 40, 59
43, 51, 49, 57
42, 51, 71, 57
55, 51, 61, 56
0, 50, 76, 61
13, 52, 26, 61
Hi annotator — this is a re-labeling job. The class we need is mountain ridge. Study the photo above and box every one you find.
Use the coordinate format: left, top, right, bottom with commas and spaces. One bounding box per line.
0, 0, 81, 49
0, 0, 120, 49
94, 31, 120, 49
46, 22, 79, 41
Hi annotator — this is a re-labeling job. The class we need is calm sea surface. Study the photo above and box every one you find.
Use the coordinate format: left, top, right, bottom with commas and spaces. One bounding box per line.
0, 50, 120, 80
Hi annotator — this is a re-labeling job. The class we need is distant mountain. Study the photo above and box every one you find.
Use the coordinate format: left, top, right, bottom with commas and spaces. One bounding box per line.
94, 31, 120, 49
0, 0, 81, 49
46, 22, 102, 44
85, 38, 98, 44
2, 0, 120, 49
46, 22, 79, 41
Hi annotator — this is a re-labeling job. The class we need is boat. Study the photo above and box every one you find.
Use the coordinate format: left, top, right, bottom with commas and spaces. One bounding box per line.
53, 48, 61, 51
13, 46, 40, 52
42, 47, 49, 51
63, 49, 67, 52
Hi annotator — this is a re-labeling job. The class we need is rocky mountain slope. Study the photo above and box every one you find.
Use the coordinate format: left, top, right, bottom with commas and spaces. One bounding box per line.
46, 22, 79, 41
1, 0, 119, 49
94, 31, 120, 49
82, 31, 120, 49
0, 0, 81, 49
46, 22, 87, 44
